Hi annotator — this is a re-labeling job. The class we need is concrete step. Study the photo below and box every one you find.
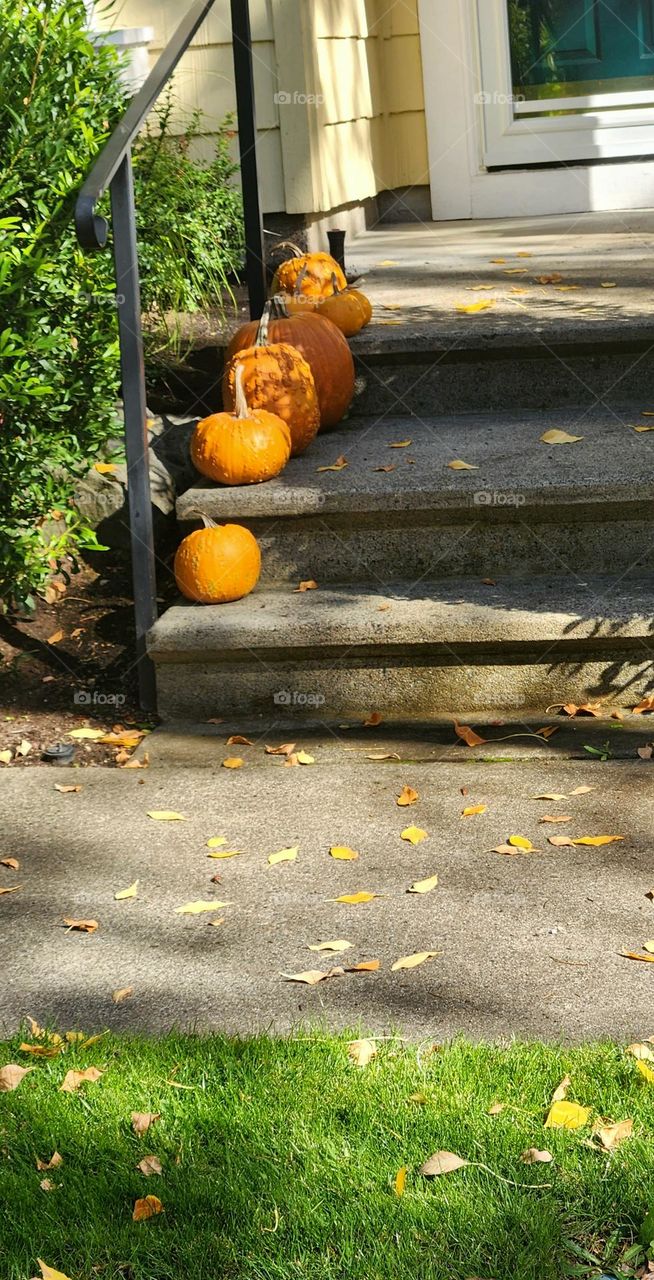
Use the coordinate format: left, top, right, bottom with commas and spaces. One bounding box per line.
177, 407, 654, 584
148, 574, 654, 720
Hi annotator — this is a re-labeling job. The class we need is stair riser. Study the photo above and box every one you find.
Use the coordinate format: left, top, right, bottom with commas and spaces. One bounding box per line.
177, 514, 653, 585
154, 653, 653, 719
352, 350, 654, 416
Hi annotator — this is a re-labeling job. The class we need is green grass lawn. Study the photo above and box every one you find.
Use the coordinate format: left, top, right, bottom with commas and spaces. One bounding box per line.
2, 1029, 654, 1280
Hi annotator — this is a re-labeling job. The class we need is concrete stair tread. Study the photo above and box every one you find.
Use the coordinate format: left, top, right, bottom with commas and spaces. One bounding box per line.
148, 573, 654, 657
177, 405, 654, 522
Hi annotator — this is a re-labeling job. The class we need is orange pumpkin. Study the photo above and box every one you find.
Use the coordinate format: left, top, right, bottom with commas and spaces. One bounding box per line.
222, 325, 320, 457
317, 276, 370, 337
271, 240, 347, 302
349, 287, 372, 326
225, 299, 355, 430
174, 521, 261, 603
191, 365, 291, 486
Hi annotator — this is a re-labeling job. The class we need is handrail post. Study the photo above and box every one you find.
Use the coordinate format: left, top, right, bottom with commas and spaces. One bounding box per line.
110, 151, 158, 712
231, 0, 267, 319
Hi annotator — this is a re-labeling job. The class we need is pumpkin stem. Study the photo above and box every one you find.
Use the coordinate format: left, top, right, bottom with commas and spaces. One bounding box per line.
184, 509, 218, 529
270, 294, 288, 319
275, 239, 305, 259
233, 362, 249, 419
255, 299, 273, 347
329, 271, 344, 298
293, 263, 309, 297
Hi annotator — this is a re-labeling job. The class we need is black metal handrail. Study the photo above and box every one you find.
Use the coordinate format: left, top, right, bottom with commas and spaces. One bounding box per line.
75, 0, 266, 710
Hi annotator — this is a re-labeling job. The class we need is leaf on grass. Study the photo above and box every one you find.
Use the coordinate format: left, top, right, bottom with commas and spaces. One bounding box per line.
363, 711, 383, 727
67, 727, 105, 740
636, 1060, 654, 1083
174, 900, 233, 914
137, 1155, 163, 1176
0, 1063, 33, 1091
60, 1066, 103, 1093
455, 301, 494, 314
408, 1092, 429, 1104
391, 951, 440, 971
114, 881, 138, 901
316, 455, 348, 472
594, 1119, 633, 1150
397, 785, 418, 806
222, 757, 244, 769
521, 1148, 553, 1164
112, 987, 134, 1004
268, 846, 298, 866
462, 804, 486, 817
265, 743, 296, 756
133, 1195, 163, 1221
572, 835, 623, 846
333, 891, 378, 904
407, 874, 439, 894
226, 735, 253, 745
448, 459, 479, 470
54, 784, 82, 794
308, 940, 352, 952
62, 918, 98, 933
627, 1042, 654, 1062
36, 1153, 63, 1172
453, 720, 487, 747
206, 836, 227, 849
330, 846, 359, 860
551, 1074, 571, 1102
19, 1043, 62, 1058
147, 810, 185, 821
487, 1102, 506, 1115
400, 825, 428, 845
39, 1177, 56, 1192
283, 967, 344, 985
348, 1038, 377, 1067
420, 1150, 468, 1177
131, 1111, 160, 1136
37, 1263, 72, 1280
544, 1100, 590, 1129
540, 429, 583, 445
394, 1165, 407, 1197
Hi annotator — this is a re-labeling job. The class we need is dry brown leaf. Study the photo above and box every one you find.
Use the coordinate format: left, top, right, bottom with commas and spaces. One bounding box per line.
329, 846, 359, 860
133, 1195, 163, 1221
633, 696, 654, 714
521, 1148, 553, 1164
533, 792, 568, 801
391, 951, 440, 971
347, 960, 381, 973
53, 784, 82, 794
208, 917, 225, 927
363, 711, 383, 727
226, 734, 253, 745
537, 272, 563, 283
0, 1063, 33, 1092
47, 630, 63, 645
265, 742, 296, 756
570, 785, 594, 794
396, 785, 418, 807
114, 881, 138, 901
462, 804, 486, 817
637, 744, 654, 759
540, 429, 583, 445
137, 1154, 163, 1176
420, 1150, 468, 1176
40, 1177, 56, 1192
558, 701, 604, 718
539, 815, 572, 824
36, 1152, 63, 1171
62, 917, 98, 933
60, 1066, 103, 1093
131, 1111, 160, 1136
19, 1042, 62, 1058
222, 757, 244, 769
548, 835, 576, 847
268, 846, 298, 866
551, 1074, 571, 1103
593, 1118, 633, 1149
487, 1102, 506, 1115
347, 1038, 377, 1067
332, 891, 378, 904
308, 940, 352, 953
316, 455, 348, 472
401, 825, 428, 845
100, 732, 144, 747
0, 857, 19, 869
0, 884, 22, 896
112, 986, 134, 1004
453, 720, 487, 747
394, 1165, 407, 1197
373, 464, 396, 473
282, 967, 344, 985
407, 874, 439, 894
366, 751, 400, 761
294, 579, 318, 592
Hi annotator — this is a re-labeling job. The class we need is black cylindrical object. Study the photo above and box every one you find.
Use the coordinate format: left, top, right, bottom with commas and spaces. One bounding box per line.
327, 229, 346, 273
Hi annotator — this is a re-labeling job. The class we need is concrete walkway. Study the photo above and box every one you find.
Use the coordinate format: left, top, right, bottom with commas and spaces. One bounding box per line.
2, 726, 653, 1043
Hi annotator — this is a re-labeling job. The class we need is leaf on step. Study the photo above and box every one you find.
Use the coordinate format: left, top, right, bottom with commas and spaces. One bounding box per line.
226, 735, 253, 745
600, 281, 617, 288
462, 804, 486, 817
268, 846, 298, 866
207, 849, 241, 860
453, 720, 486, 747
15, 738, 32, 757
332, 891, 379, 904
316, 455, 348, 472
373, 464, 396, 472
594, 1118, 633, 1149
282, 967, 344, 985
490, 257, 506, 263
508, 835, 535, 851
114, 881, 138, 901
208, 917, 225, 927
265, 742, 296, 756
388, 439, 412, 448
570, 785, 594, 794
521, 1148, 553, 1164
100, 731, 145, 747
147, 810, 185, 820
0, 1063, 33, 1091
537, 272, 563, 283
308, 940, 352, 952
133, 1195, 164, 1221
401, 826, 428, 845
548, 835, 576, 848
62, 918, 98, 933
540, 429, 583, 445
206, 836, 227, 848
621, 951, 654, 964
539, 815, 572, 824
294, 580, 318, 592
391, 951, 440, 971
633, 696, 654, 714
112, 987, 134, 1004
131, 1111, 160, 1135
468, 284, 495, 290
632, 424, 654, 432
394, 1165, 407, 1197
60, 1066, 103, 1093
330, 846, 359, 860
456, 301, 494, 314
420, 1150, 468, 1176
137, 1155, 163, 1176
363, 711, 383, 727
222, 757, 244, 769
544, 1100, 590, 1129
492, 844, 521, 855
46, 631, 63, 646
347, 960, 381, 973
348, 1038, 377, 1067
366, 750, 400, 761
0, 750, 12, 765
294, 751, 315, 765
533, 792, 568, 801
407, 874, 439, 894
174, 900, 233, 914
447, 459, 479, 470
503, 268, 528, 275
535, 725, 559, 738
0, 883, 21, 895
396, 785, 418, 806
637, 744, 654, 759
572, 835, 623, 846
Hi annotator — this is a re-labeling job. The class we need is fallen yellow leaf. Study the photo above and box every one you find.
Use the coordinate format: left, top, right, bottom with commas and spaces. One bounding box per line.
347, 959, 380, 973
207, 849, 242, 860
174, 900, 233, 914
268, 846, 298, 865
407, 874, 439, 894
222, 757, 244, 769
316, 455, 348, 472
391, 951, 440, 971
330, 846, 359, 860
147, 810, 185, 821
0, 884, 22, 896
401, 825, 428, 845
112, 986, 134, 1004
448, 459, 479, 470
67, 727, 105, 740
282, 967, 344, 985
206, 836, 227, 849
636, 1060, 654, 1083
37, 1263, 72, 1280
348, 1038, 377, 1066
295, 750, 315, 765
46, 631, 63, 646
455, 301, 494, 314
114, 881, 138, 901
394, 1165, 407, 1197
397, 785, 418, 806
600, 281, 617, 288
540, 429, 583, 445
294, 580, 318, 592
93, 461, 117, 473
544, 1100, 590, 1129
308, 940, 352, 952
572, 835, 623, 846
621, 951, 654, 964
462, 804, 486, 817
388, 439, 412, 448
333, 891, 378, 904
133, 1195, 163, 1221
508, 835, 536, 851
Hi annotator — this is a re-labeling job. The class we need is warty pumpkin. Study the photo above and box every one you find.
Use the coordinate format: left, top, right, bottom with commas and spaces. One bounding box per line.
225, 298, 355, 430
191, 364, 291, 486
174, 519, 261, 604
222, 323, 320, 457
271, 240, 347, 301
317, 275, 371, 337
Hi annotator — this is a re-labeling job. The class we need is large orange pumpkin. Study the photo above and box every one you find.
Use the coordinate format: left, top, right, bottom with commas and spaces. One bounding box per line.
225, 299, 355, 430
191, 365, 291, 486
222, 329, 320, 457
174, 521, 261, 603
271, 240, 347, 302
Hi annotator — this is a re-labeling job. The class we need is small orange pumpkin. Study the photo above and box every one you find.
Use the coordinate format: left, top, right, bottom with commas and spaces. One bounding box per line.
317, 275, 371, 337
271, 240, 347, 302
222, 318, 320, 457
349, 287, 372, 326
174, 520, 261, 603
191, 365, 291, 486
225, 299, 355, 430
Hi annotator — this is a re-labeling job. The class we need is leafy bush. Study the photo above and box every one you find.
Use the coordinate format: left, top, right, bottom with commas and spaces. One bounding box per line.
0, 1, 244, 609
